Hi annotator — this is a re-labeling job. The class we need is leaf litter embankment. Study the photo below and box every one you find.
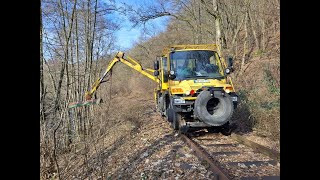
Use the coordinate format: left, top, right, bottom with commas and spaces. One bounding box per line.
64, 93, 215, 179
60, 92, 279, 179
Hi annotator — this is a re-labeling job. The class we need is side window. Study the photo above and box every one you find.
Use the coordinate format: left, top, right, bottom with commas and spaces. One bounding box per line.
162, 57, 168, 82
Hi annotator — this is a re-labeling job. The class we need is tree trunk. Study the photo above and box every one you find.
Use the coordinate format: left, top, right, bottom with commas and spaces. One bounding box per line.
241, 11, 248, 71
212, 0, 220, 46
40, 1, 45, 124
212, 0, 223, 49
248, 9, 259, 50
261, 19, 265, 51
54, 0, 77, 114
231, 14, 245, 55
198, 0, 202, 44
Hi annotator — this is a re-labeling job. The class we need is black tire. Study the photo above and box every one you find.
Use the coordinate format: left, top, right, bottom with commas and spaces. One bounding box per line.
168, 108, 180, 130
159, 96, 166, 116
220, 122, 232, 136
167, 108, 174, 123
194, 91, 234, 126
207, 126, 220, 133
173, 113, 181, 130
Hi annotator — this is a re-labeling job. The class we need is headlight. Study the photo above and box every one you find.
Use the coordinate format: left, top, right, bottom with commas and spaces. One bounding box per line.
185, 91, 190, 95
174, 98, 185, 104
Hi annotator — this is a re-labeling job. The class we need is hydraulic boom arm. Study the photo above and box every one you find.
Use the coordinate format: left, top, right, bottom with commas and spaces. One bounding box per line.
68, 52, 159, 108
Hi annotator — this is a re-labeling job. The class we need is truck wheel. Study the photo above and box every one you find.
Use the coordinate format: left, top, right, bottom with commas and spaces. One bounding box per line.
159, 96, 165, 116
167, 108, 174, 122
179, 118, 188, 134
194, 90, 234, 126
220, 122, 232, 136
172, 112, 181, 130
168, 108, 180, 130
207, 126, 220, 133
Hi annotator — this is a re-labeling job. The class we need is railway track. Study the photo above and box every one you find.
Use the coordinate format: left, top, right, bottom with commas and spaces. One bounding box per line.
179, 130, 280, 180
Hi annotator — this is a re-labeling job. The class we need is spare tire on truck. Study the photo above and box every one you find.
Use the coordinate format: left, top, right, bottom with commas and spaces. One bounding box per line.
194, 90, 234, 126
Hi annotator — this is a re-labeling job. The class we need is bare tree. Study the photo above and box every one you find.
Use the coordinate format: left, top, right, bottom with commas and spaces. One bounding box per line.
41, 0, 280, 178
41, 0, 119, 178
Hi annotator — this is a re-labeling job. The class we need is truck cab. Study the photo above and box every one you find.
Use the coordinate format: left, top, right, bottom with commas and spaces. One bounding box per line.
154, 44, 238, 132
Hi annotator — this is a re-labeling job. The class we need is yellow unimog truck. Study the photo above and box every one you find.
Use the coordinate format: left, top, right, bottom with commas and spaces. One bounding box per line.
69, 44, 238, 134
153, 44, 238, 133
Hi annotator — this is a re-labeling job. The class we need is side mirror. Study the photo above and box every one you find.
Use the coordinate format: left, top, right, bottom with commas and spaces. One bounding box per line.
226, 56, 234, 72
168, 70, 176, 80
227, 56, 233, 67
154, 70, 159, 76
154, 60, 159, 70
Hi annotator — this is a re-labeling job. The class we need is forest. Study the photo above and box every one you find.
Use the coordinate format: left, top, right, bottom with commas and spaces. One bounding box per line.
40, 0, 280, 179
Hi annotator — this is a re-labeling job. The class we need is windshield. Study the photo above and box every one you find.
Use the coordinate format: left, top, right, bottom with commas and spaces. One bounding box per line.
170, 50, 224, 80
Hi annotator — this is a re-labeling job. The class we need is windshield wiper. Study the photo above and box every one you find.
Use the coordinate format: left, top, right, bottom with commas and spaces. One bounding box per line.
183, 75, 225, 80
214, 76, 225, 79
184, 76, 200, 78
185, 74, 209, 78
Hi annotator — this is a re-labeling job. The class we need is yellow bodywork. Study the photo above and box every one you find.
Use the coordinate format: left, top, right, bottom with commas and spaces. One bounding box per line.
85, 44, 235, 106
85, 52, 159, 100
156, 44, 235, 100
169, 79, 234, 98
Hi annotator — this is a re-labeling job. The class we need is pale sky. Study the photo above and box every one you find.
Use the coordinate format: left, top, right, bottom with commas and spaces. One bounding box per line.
42, 0, 169, 59
113, 0, 169, 50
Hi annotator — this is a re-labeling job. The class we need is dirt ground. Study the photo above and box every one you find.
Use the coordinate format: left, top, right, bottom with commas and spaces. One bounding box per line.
58, 93, 279, 179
